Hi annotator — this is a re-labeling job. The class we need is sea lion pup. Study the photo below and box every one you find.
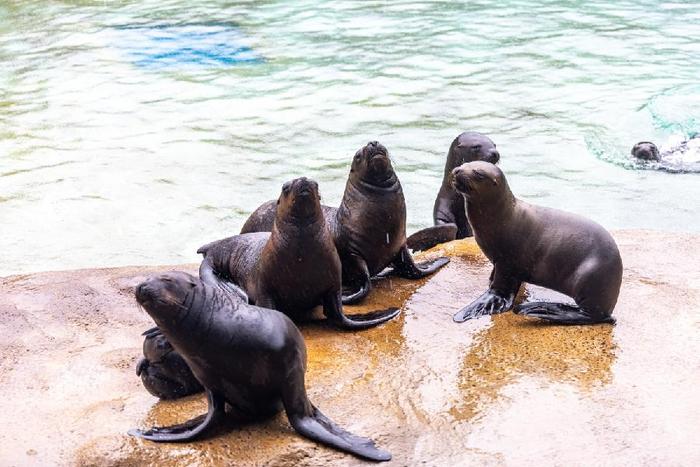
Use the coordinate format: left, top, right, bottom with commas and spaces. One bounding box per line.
136, 326, 203, 399
407, 132, 500, 251
199, 177, 400, 329
451, 161, 622, 325
240, 141, 450, 304
129, 272, 392, 462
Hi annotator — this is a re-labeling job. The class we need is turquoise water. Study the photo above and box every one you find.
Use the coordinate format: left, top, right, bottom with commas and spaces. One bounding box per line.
1, 1, 699, 276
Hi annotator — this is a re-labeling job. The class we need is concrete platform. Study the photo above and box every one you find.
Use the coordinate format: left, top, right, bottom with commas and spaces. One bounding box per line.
1, 231, 698, 466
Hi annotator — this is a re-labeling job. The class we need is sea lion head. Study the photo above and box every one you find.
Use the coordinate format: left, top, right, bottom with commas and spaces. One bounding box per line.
448, 132, 500, 170
142, 330, 174, 363
135, 271, 199, 328
451, 161, 508, 204
350, 141, 397, 187
276, 177, 322, 222
631, 141, 660, 161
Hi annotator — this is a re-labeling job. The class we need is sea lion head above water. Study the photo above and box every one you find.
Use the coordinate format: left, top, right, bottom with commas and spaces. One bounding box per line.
631, 141, 660, 161
276, 177, 322, 222
349, 141, 397, 188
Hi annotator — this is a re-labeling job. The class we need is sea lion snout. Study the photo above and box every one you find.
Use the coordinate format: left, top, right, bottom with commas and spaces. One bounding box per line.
451, 167, 472, 195
362, 140, 388, 158
486, 148, 500, 164
292, 177, 318, 197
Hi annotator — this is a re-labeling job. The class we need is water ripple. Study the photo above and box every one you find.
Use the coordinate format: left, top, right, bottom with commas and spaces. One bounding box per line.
1, 0, 699, 275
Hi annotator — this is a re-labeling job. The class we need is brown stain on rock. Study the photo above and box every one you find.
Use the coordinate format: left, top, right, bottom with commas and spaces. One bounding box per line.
0, 231, 699, 466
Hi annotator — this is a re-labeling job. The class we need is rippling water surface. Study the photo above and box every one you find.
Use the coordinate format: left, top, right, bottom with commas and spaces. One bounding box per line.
1, 1, 699, 276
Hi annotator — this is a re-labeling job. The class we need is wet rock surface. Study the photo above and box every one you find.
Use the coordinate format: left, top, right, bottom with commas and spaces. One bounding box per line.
1, 231, 699, 466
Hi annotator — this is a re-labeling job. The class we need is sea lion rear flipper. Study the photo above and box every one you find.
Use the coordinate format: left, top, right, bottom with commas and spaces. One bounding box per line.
324, 291, 400, 330
514, 302, 616, 325
340, 255, 371, 305
405, 224, 458, 252
198, 257, 249, 303
128, 390, 225, 442
453, 289, 516, 323
281, 369, 391, 461
391, 245, 450, 279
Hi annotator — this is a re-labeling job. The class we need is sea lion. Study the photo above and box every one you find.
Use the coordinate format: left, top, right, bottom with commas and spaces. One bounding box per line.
129, 271, 391, 462
136, 326, 203, 399
409, 132, 500, 250
199, 177, 400, 329
630, 135, 700, 173
240, 141, 450, 304
631, 141, 660, 161
451, 161, 622, 325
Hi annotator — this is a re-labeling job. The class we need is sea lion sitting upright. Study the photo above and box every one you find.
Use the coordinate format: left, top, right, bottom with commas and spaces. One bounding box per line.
199, 177, 400, 329
130, 272, 392, 462
240, 141, 450, 304
451, 161, 622, 325
136, 326, 203, 399
407, 132, 500, 250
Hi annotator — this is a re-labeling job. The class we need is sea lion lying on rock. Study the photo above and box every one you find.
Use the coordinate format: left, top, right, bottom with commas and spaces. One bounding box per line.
240, 141, 450, 304
129, 271, 392, 462
136, 326, 202, 399
451, 161, 622, 325
199, 177, 400, 329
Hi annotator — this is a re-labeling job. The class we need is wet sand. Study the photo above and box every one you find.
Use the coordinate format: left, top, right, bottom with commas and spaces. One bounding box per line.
1, 231, 698, 466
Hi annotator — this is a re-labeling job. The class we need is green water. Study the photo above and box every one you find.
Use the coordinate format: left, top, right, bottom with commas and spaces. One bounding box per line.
1, 1, 699, 276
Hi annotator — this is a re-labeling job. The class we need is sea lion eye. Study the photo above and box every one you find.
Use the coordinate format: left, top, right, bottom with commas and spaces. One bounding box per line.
471, 145, 482, 153
282, 182, 292, 194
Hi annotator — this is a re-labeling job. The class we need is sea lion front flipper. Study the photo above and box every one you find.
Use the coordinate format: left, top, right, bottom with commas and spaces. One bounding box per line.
198, 257, 249, 303
453, 289, 516, 322
390, 245, 450, 279
128, 390, 225, 442
514, 302, 616, 325
141, 326, 161, 337
454, 265, 520, 322
405, 224, 458, 252
281, 369, 392, 461
341, 254, 371, 305
323, 291, 400, 330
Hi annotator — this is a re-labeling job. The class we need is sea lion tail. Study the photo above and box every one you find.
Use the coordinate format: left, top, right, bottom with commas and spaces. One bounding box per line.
406, 224, 458, 251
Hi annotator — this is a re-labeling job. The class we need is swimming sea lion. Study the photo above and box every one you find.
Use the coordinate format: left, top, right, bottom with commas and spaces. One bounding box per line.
199, 177, 400, 329
129, 272, 392, 461
240, 141, 449, 304
451, 161, 622, 325
631, 141, 661, 161
411, 132, 500, 249
136, 326, 203, 399
630, 136, 700, 173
